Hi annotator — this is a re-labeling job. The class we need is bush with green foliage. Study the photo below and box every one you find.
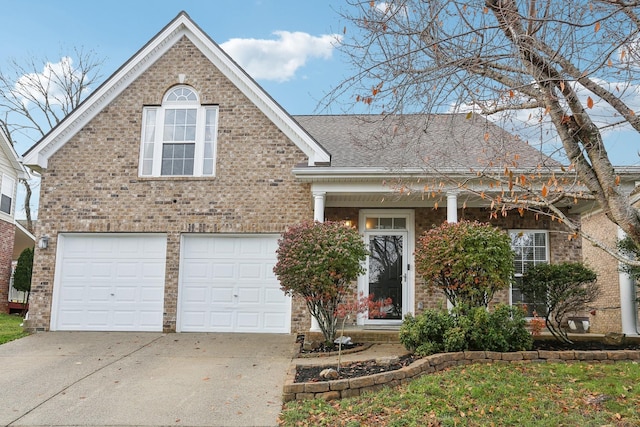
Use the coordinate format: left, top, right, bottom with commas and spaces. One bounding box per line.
415, 221, 514, 310
273, 221, 368, 345
12, 247, 33, 304
399, 310, 455, 355
522, 262, 598, 344
399, 305, 533, 356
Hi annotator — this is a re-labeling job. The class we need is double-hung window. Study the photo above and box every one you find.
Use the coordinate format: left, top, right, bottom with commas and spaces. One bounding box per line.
139, 86, 218, 177
0, 174, 15, 215
510, 230, 549, 316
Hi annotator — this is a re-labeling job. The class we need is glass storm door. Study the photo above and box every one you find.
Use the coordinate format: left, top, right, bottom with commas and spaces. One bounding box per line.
366, 231, 407, 323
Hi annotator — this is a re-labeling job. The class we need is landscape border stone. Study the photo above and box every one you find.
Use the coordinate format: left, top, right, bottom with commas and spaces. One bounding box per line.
283, 349, 640, 402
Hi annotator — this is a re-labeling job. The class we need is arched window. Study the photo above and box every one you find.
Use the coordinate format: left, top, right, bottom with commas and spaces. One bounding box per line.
139, 86, 218, 177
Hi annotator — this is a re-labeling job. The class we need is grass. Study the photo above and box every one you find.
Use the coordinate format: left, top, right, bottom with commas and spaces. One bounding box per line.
0, 313, 28, 345
279, 361, 640, 427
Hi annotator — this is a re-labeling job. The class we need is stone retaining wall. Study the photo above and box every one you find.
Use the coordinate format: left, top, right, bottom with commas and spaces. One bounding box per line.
282, 349, 640, 402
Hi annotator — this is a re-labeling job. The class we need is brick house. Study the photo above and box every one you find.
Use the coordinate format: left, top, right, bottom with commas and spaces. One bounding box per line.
0, 127, 30, 313
22, 12, 639, 334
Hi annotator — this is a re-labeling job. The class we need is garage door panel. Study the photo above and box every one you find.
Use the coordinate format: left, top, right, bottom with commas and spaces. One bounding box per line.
210, 312, 233, 330
179, 235, 290, 333
238, 263, 261, 279
265, 288, 286, 304
212, 263, 234, 279
212, 287, 234, 303
264, 312, 288, 328
53, 234, 166, 331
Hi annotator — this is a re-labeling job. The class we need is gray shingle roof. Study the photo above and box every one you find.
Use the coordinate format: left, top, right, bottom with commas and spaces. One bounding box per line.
292, 113, 557, 169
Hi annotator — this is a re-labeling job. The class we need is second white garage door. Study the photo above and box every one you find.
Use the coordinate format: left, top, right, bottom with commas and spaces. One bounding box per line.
178, 234, 290, 333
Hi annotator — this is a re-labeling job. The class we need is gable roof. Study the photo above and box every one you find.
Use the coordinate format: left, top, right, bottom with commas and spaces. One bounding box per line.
0, 127, 28, 179
293, 113, 558, 170
22, 11, 330, 170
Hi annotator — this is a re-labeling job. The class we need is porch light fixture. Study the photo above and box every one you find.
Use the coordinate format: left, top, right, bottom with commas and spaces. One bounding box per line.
343, 219, 354, 228
38, 235, 49, 249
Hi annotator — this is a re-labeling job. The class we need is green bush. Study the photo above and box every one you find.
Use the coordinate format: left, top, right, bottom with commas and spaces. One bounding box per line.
399, 305, 533, 356
399, 310, 454, 354
522, 262, 598, 344
465, 305, 533, 352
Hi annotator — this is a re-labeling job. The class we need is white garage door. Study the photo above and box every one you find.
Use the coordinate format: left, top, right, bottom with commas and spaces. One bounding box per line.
178, 235, 290, 333
51, 234, 167, 331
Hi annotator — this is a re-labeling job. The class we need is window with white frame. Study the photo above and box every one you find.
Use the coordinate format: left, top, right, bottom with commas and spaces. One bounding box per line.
139, 86, 218, 177
1, 174, 15, 215
510, 230, 549, 316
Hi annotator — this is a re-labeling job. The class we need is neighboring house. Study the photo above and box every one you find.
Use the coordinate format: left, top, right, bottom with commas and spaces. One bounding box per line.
22, 12, 640, 334
0, 127, 30, 313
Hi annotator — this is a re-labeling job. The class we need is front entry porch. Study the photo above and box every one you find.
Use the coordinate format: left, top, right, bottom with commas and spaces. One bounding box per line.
304, 325, 402, 344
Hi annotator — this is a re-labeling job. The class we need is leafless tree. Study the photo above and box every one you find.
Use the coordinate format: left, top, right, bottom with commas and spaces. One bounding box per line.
0, 47, 103, 232
332, 0, 640, 265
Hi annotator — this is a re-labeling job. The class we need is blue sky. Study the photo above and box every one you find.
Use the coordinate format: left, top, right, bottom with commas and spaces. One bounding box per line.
1, 0, 350, 155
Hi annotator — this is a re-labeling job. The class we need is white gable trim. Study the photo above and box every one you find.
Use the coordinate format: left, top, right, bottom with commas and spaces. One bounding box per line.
0, 128, 28, 179
23, 12, 329, 170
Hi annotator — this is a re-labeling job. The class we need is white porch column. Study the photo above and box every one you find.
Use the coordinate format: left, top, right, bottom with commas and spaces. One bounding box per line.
313, 191, 325, 222
310, 191, 326, 332
446, 192, 458, 223
617, 227, 639, 336
446, 192, 458, 310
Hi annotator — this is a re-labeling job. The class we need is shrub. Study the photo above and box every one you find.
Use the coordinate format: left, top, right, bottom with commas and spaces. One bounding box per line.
415, 221, 514, 310
465, 305, 533, 352
399, 305, 533, 356
399, 310, 454, 354
522, 262, 598, 344
273, 221, 368, 345
13, 247, 34, 304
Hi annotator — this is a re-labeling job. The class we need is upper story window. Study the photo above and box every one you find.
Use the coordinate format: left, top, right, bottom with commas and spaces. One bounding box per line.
139, 86, 218, 177
0, 174, 15, 215
510, 230, 549, 316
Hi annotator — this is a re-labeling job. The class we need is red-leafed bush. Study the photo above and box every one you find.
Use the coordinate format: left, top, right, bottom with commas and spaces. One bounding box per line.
415, 220, 514, 310
274, 221, 368, 345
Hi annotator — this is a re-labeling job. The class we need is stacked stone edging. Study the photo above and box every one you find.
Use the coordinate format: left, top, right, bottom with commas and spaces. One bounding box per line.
283, 349, 640, 402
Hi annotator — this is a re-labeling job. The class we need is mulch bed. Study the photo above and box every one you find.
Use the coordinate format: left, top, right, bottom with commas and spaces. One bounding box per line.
533, 339, 640, 351
295, 354, 420, 383
294, 336, 640, 383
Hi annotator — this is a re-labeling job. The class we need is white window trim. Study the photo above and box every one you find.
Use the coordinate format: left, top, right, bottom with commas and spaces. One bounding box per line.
138, 86, 218, 178
1, 173, 16, 216
508, 229, 550, 311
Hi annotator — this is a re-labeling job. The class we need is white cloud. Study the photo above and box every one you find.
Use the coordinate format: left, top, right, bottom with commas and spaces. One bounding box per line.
452, 78, 640, 164
221, 31, 341, 82
14, 57, 82, 107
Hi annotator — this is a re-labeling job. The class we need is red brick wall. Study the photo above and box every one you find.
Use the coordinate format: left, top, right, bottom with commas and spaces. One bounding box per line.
0, 219, 15, 313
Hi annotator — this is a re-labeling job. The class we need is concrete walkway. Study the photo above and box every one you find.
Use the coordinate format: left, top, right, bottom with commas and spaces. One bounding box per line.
0, 332, 295, 427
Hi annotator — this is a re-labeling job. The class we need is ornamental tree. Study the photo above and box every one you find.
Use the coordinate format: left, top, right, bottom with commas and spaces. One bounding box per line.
334, 1, 640, 267
522, 262, 598, 344
273, 221, 368, 345
12, 247, 33, 305
415, 220, 514, 310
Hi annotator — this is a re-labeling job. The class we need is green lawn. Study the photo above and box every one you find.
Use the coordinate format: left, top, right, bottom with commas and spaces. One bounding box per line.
0, 313, 28, 345
279, 361, 640, 427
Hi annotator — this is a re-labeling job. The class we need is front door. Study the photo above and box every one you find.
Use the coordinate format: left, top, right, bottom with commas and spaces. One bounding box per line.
366, 232, 407, 323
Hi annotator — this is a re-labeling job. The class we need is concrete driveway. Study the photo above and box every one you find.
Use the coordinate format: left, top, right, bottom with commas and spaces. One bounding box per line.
0, 332, 296, 426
